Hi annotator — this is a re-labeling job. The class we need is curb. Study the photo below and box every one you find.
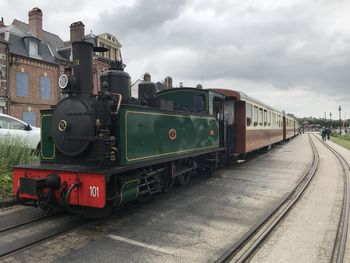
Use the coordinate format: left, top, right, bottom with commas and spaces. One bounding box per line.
0, 198, 16, 208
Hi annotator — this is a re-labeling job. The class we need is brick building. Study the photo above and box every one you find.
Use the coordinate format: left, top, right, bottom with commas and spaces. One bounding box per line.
91, 33, 122, 94
0, 8, 122, 126
0, 25, 9, 113
0, 8, 71, 126
66, 24, 123, 95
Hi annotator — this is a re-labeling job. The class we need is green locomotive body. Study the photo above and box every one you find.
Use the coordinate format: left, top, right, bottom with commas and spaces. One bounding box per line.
40, 90, 222, 166
13, 25, 234, 217
117, 104, 219, 166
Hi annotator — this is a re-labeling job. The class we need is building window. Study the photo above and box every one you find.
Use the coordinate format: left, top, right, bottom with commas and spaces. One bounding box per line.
16, 72, 29, 97
23, 112, 36, 127
29, 40, 39, 57
40, 77, 51, 100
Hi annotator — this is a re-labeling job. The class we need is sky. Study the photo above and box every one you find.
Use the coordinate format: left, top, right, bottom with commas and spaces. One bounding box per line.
0, 0, 349, 119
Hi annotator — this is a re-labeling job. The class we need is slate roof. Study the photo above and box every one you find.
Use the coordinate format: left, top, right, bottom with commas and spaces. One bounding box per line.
0, 19, 70, 64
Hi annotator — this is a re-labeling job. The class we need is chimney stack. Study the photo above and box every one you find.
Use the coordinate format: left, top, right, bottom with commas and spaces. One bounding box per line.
28, 7, 43, 39
165, 76, 173, 89
143, 72, 151, 81
0, 17, 5, 28
70, 21, 85, 43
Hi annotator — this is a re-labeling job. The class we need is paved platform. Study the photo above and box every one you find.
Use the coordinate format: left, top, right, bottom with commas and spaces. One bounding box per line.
1, 134, 314, 263
252, 134, 344, 263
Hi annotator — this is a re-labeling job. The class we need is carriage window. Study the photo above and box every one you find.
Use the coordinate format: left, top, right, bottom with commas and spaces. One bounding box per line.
279, 116, 282, 128
246, 103, 252, 127
263, 110, 267, 126
272, 113, 276, 127
253, 106, 258, 127
268, 111, 271, 126
259, 108, 263, 126
278, 115, 280, 127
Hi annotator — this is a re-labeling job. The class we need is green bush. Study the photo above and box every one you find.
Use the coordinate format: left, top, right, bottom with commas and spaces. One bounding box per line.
0, 137, 39, 199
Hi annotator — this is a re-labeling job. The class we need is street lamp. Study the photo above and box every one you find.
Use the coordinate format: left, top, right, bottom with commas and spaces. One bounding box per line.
339, 106, 342, 135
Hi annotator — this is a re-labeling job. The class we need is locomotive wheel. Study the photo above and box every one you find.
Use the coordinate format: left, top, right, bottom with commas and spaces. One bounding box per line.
176, 172, 191, 186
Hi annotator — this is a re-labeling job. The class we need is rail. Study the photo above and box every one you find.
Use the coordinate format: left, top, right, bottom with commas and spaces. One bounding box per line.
216, 133, 319, 262
0, 213, 85, 259
313, 134, 350, 263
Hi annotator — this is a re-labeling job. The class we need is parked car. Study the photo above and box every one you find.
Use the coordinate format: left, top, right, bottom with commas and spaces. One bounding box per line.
0, 113, 40, 151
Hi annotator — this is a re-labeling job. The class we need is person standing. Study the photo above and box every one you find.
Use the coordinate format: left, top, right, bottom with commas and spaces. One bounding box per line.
326, 127, 331, 140
321, 127, 326, 141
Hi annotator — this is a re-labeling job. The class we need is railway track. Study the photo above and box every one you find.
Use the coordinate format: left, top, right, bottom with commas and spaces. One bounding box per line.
0, 211, 59, 233
0, 211, 85, 259
313, 134, 350, 263
215, 134, 320, 263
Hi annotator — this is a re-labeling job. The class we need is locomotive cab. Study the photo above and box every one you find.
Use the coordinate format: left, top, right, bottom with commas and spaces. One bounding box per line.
157, 88, 236, 164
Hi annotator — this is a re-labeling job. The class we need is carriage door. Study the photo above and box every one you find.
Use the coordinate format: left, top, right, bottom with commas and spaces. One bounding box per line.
224, 100, 235, 156
213, 98, 225, 148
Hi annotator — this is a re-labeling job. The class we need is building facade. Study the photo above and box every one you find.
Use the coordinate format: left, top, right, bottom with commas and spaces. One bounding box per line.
0, 8, 123, 126
93, 33, 122, 94
0, 8, 71, 126
0, 36, 9, 113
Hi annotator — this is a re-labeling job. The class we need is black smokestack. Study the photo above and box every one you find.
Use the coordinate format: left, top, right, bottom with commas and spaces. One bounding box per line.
70, 21, 93, 95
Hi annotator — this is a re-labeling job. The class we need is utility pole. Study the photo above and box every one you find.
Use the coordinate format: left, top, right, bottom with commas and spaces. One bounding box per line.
339, 106, 342, 135
324, 112, 327, 125
330, 112, 332, 128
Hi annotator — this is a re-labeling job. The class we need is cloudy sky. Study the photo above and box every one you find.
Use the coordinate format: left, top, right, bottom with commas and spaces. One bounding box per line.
1, 0, 349, 119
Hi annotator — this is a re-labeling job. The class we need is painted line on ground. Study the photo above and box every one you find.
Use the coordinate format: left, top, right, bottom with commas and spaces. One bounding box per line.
107, 234, 174, 255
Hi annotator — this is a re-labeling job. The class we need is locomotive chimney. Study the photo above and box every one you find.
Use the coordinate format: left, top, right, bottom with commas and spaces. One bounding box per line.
70, 21, 93, 95
28, 7, 43, 39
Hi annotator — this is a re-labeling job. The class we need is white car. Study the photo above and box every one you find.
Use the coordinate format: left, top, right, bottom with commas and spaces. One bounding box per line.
0, 113, 40, 150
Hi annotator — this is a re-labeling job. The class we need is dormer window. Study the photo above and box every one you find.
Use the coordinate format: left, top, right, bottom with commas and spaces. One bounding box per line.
24, 37, 40, 59
29, 39, 39, 57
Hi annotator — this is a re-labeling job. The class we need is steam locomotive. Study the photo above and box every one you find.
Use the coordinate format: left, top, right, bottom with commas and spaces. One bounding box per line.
13, 22, 299, 218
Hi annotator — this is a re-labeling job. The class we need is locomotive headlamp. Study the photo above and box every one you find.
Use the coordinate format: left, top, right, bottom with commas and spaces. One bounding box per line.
58, 74, 69, 89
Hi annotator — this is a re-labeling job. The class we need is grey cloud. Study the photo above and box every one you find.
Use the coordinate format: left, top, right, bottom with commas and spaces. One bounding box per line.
94, 0, 188, 36
2, 0, 348, 116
